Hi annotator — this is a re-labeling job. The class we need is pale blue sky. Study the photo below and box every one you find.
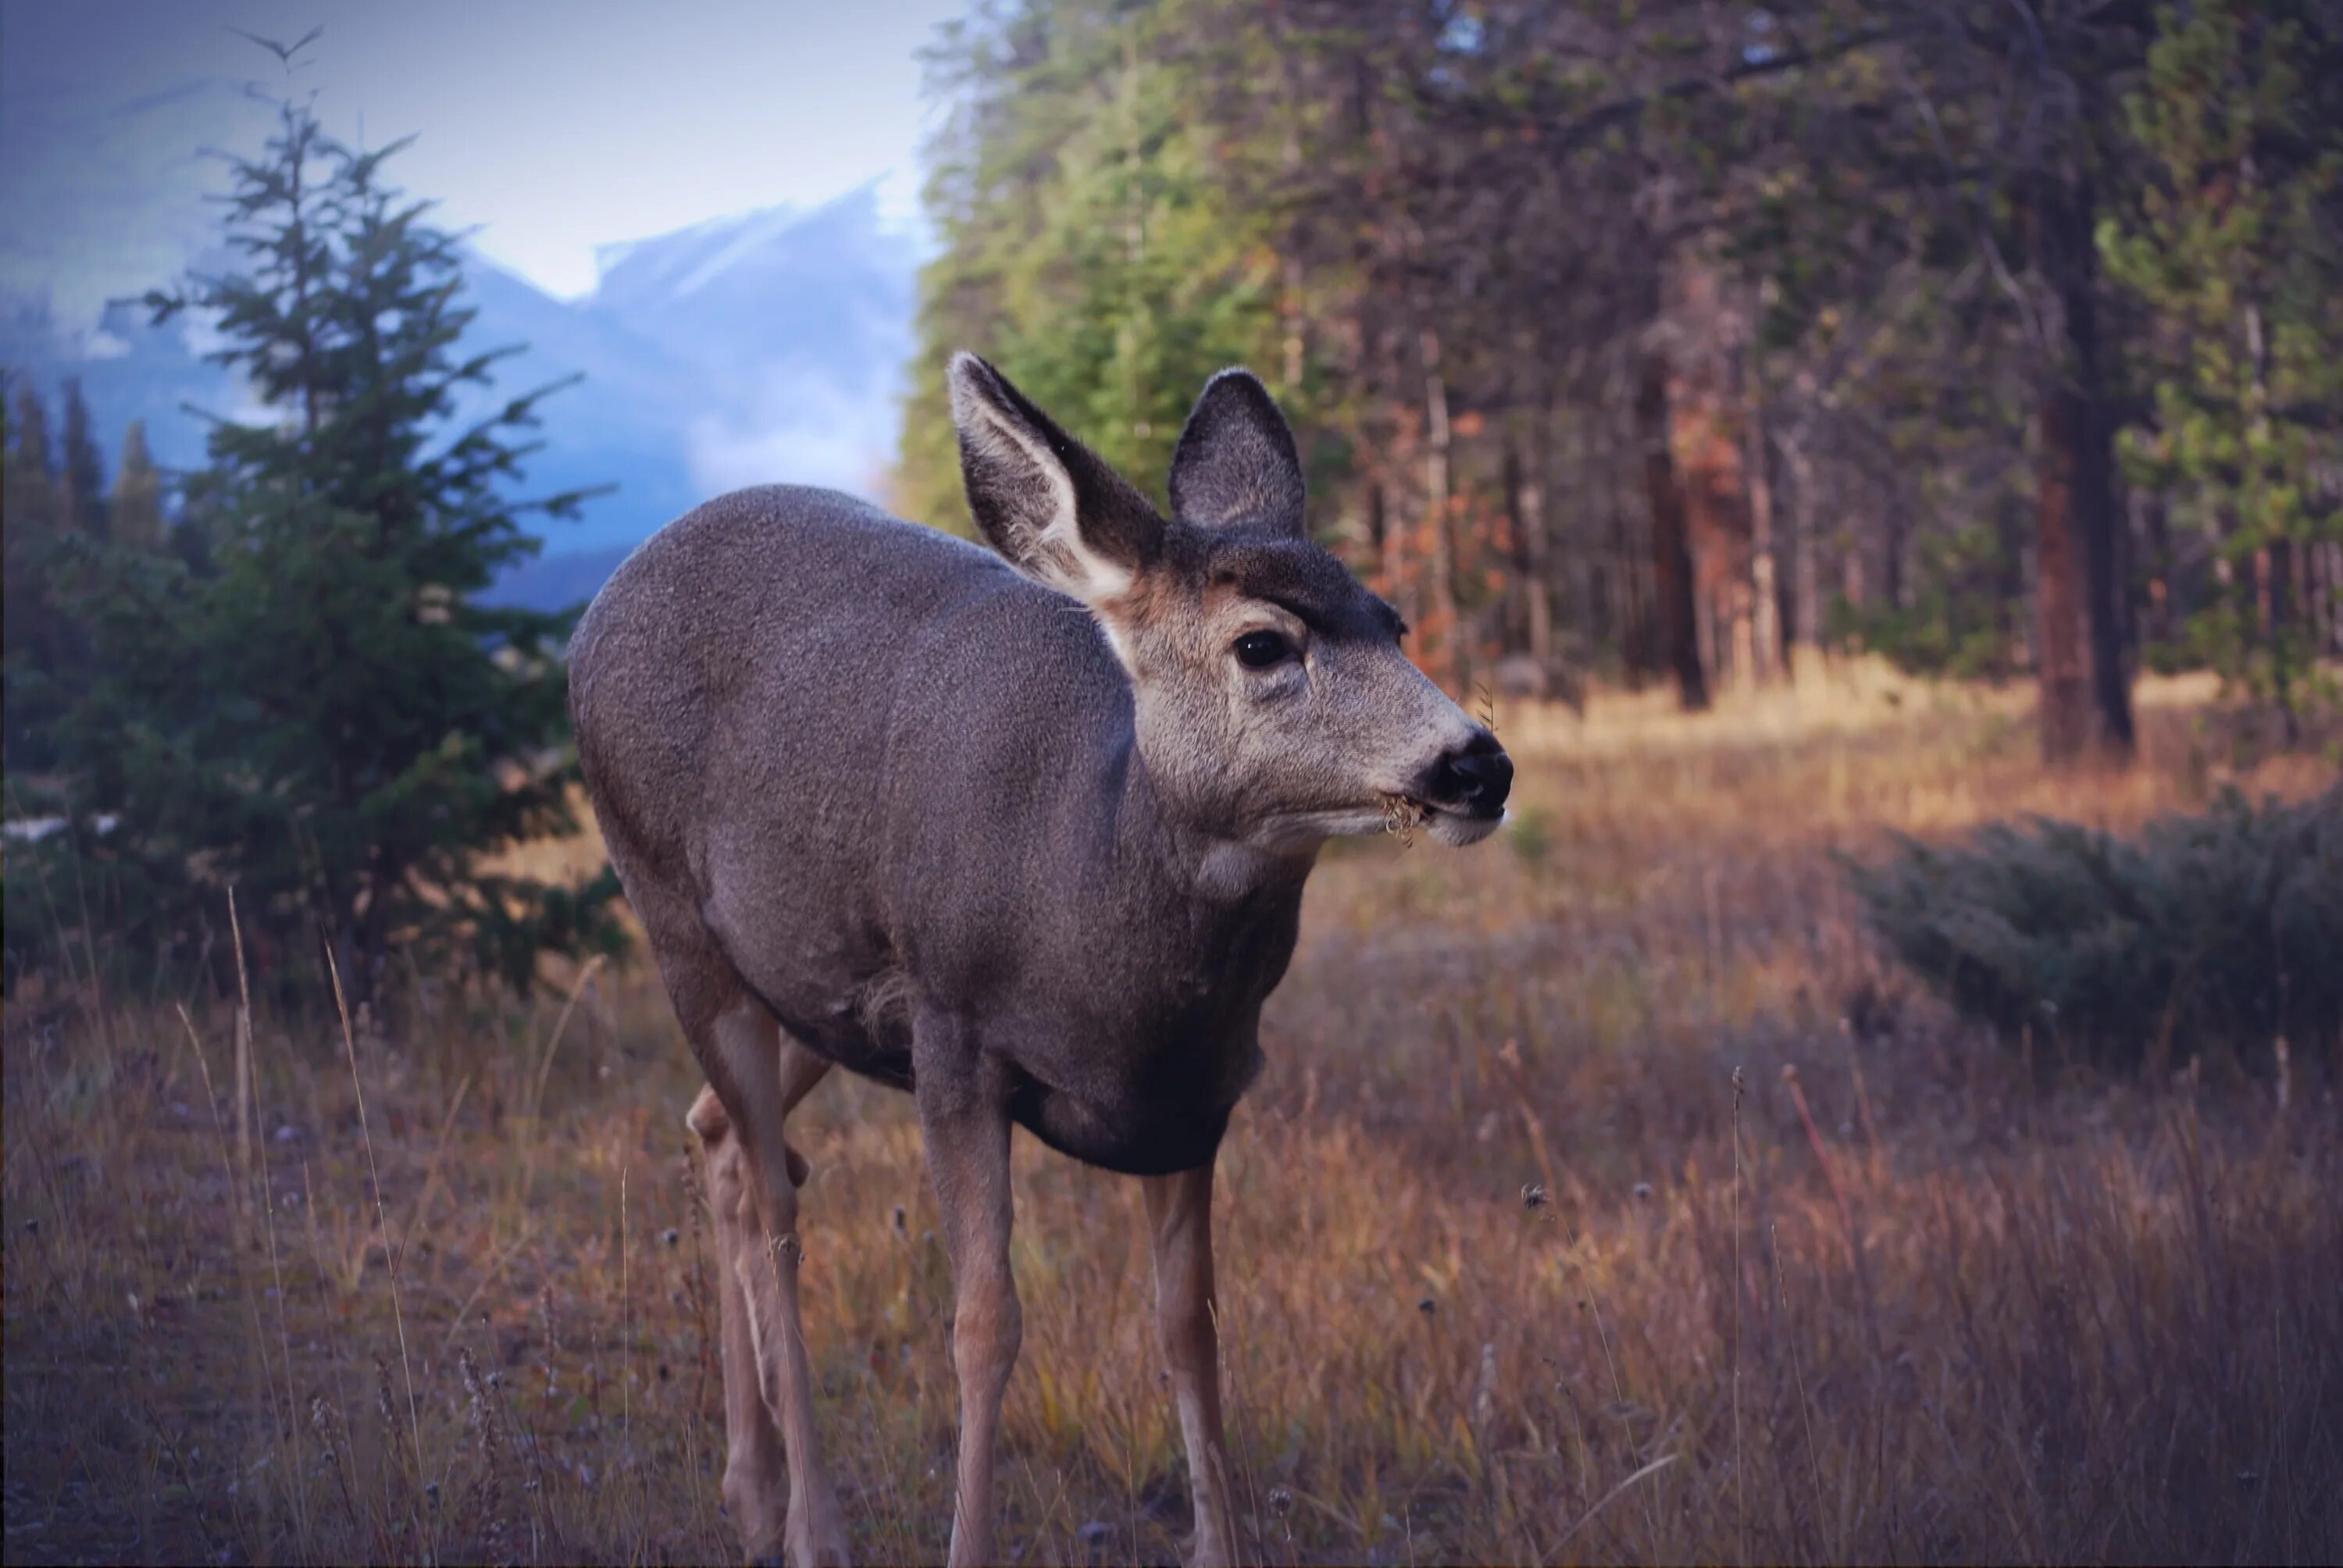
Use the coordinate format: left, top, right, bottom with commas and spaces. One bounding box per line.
1, 0, 968, 323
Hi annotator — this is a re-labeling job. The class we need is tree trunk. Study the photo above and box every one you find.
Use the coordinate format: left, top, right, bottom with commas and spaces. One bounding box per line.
1995, 494, 2028, 680
2319, 541, 2341, 658
2036, 172, 2135, 761
1698, 588, 1721, 691
2035, 387, 2095, 762
1565, 414, 1597, 659
1503, 424, 1553, 673
2270, 539, 2299, 744
1607, 417, 1644, 675
1747, 408, 1780, 684
2137, 486, 2172, 650
1882, 504, 1906, 611
1421, 329, 1461, 692
1610, 461, 1647, 676
1785, 433, 1822, 669
1636, 354, 1709, 711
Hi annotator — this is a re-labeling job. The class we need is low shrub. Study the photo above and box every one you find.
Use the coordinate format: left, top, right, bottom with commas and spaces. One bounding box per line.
1849, 785, 2343, 1066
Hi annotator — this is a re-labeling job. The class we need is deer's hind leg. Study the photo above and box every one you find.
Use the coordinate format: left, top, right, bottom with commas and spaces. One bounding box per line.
690, 1085, 792, 1559
691, 1003, 850, 1567
615, 832, 849, 1565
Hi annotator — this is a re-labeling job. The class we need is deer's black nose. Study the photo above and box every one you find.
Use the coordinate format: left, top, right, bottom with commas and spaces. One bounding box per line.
1428, 730, 1512, 813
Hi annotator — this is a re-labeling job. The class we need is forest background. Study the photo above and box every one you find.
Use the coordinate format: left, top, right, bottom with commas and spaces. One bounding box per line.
4, 5, 2340, 1564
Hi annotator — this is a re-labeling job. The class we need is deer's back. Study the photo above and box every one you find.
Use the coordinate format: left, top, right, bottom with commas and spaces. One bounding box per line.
569, 485, 1052, 1068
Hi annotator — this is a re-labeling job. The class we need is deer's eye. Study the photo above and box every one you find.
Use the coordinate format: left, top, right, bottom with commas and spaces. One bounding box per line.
1233, 630, 1294, 669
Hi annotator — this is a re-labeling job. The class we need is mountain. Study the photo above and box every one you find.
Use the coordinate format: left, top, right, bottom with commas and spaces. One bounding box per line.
585, 191, 915, 511
0, 185, 920, 611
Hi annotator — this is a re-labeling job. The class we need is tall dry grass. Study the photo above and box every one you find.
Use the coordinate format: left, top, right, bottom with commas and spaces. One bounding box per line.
5, 665, 2338, 1565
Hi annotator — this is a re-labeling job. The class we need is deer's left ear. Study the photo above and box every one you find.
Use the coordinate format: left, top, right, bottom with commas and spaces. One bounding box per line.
950, 351, 1164, 606
1169, 369, 1306, 538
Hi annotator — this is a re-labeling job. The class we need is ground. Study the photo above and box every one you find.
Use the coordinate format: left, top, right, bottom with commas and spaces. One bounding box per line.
5, 665, 2338, 1565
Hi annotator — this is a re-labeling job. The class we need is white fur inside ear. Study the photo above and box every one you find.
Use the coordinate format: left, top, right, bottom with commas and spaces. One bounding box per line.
961, 397, 1133, 604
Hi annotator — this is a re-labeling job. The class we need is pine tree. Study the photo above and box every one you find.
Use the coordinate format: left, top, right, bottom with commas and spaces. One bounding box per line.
57, 378, 108, 541
4, 383, 66, 765
111, 421, 165, 553
6, 383, 58, 514
5, 385, 59, 572
2102, 0, 2343, 742
901, 0, 1294, 535
896, 3, 2342, 719
20, 78, 622, 998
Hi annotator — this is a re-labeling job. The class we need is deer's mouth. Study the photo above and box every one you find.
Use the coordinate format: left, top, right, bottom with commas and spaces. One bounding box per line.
1381, 790, 1506, 846
1378, 793, 1432, 836
1384, 791, 1504, 823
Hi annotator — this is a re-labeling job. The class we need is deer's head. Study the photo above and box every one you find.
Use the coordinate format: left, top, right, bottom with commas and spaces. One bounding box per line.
950, 353, 1510, 853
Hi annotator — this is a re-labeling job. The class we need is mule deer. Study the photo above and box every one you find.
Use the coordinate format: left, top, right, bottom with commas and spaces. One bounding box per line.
569, 355, 1512, 1566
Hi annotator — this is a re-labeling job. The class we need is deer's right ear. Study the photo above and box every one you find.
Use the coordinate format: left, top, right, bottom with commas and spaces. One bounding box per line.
950, 352, 1162, 607
1169, 368, 1306, 537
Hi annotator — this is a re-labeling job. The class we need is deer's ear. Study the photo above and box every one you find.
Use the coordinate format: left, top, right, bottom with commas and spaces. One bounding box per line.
950, 352, 1162, 605
1169, 368, 1305, 537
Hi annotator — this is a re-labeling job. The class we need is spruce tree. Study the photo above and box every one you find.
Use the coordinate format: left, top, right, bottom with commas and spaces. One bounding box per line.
6, 383, 58, 511
57, 378, 109, 540
4, 384, 65, 767
901, 0, 1295, 535
111, 421, 164, 553
2102, 0, 2343, 741
20, 83, 622, 999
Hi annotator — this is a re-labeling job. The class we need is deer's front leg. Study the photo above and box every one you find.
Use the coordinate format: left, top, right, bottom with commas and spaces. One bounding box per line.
915, 1041, 1021, 1568
1143, 1162, 1241, 1567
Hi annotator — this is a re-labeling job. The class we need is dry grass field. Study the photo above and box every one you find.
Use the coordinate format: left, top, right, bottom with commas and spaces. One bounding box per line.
6, 664, 2339, 1566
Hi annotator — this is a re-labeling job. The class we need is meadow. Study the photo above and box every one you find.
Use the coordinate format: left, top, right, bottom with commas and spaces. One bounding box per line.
5, 665, 2338, 1566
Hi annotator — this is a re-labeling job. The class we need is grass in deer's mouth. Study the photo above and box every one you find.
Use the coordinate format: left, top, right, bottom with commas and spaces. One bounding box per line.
1378, 792, 1429, 842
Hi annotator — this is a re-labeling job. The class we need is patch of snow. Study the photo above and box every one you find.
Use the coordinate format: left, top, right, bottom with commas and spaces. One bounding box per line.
2, 813, 119, 843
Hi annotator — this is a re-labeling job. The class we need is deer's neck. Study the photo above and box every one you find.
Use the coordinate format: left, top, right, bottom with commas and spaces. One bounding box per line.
1116, 726, 1319, 909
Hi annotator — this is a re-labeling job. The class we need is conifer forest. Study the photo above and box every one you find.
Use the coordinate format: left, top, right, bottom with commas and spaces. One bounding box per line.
4, 7, 2340, 1565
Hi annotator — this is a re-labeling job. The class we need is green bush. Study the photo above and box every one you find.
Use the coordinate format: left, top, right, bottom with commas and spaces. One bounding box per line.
1848, 786, 2343, 1066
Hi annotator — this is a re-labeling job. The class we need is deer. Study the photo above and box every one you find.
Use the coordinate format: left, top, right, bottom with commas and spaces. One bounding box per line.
568, 354, 1513, 1566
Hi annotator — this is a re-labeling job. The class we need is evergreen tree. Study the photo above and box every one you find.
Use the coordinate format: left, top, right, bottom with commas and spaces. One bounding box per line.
4, 383, 66, 766
2102, 0, 2343, 739
18, 79, 622, 999
57, 378, 108, 540
5, 383, 59, 555
896, 2, 2343, 732
7, 383, 57, 502
900, 0, 1296, 535
111, 420, 165, 553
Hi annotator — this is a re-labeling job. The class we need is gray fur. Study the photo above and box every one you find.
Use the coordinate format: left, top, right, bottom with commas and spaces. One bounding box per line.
574, 358, 1511, 1565
570, 356, 1512, 1174
1169, 368, 1308, 534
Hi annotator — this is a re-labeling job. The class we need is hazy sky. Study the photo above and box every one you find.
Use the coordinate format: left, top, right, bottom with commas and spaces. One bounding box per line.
1, 0, 967, 322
